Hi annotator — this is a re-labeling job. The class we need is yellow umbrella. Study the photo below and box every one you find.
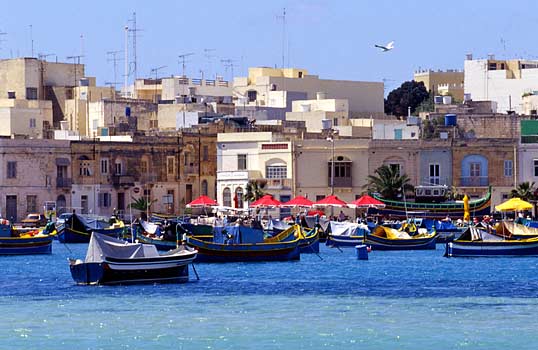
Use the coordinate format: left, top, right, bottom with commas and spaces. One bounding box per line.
463, 194, 470, 222
495, 197, 533, 212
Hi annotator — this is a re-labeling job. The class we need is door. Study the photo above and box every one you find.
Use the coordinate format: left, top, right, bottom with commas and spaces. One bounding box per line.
81, 195, 88, 214
6, 195, 17, 222
279, 195, 291, 219
117, 192, 125, 213
185, 185, 193, 206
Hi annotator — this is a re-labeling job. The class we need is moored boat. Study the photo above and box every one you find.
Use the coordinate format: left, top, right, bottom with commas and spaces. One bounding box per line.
372, 187, 492, 219
364, 224, 438, 250
0, 219, 54, 255
58, 213, 125, 243
325, 221, 371, 248
186, 224, 301, 262
68, 232, 197, 285
445, 226, 538, 257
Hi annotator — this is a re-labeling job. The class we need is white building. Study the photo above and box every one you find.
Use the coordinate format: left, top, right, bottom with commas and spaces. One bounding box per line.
465, 55, 538, 114
161, 76, 232, 103
286, 95, 350, 132
216, 132, 293, 212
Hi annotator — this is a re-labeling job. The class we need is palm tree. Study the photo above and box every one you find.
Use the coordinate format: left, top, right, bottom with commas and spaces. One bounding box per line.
366, 165, 414, 200
510, 182, 537, 202
243, 179, 267, 202
129, 197, 157, 211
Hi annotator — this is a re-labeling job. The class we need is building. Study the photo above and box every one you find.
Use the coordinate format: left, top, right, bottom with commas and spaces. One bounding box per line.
464, 55, 538, 114
160, 76, 232, 103
414, 69, 464, 101
0, 99, 53, 138
233, 67, 384, 118
216, 132, 293, 212
0, 139, 72, 221
285, 95, 350, 132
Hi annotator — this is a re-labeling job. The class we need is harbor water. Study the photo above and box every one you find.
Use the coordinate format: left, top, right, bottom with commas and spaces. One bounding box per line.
2, 242, 538, 349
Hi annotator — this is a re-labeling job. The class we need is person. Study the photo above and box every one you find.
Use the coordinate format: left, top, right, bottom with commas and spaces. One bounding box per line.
338, 210, 346, 222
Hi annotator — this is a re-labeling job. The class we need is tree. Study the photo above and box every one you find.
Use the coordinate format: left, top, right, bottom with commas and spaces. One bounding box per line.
129, 197, 157, 211
510, 182, 537, 202
243, 180, 267, 202
384, 80, 429, 116
366, 165, 414, 200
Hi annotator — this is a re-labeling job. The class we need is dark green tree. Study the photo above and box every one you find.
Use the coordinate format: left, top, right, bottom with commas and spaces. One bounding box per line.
384, 80, 430, 116
366, 165, 414, 200
243, 179, 267, 202
510, 182, 537, 202
129, 197, 157, 211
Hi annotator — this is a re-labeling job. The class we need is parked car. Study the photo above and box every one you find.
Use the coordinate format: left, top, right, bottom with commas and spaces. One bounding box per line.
21, 213, 47, 228
55, 213, 73, 227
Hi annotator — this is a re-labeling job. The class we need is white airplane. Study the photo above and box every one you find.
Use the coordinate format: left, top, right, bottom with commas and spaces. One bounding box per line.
375, 41, 394, 52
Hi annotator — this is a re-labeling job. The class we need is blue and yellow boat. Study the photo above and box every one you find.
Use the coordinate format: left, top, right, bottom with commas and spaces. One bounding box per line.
364, 223, 438, 250
186, 224, 302, 262
0, 219, 54, 255
57, 213, 125, 243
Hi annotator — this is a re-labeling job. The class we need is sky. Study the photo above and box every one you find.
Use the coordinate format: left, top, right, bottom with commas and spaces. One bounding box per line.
3, 0, 538, 93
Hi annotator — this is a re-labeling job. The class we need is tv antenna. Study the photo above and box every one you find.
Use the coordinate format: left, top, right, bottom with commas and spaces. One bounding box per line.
38, 53, 56, 62
221, 58, 237, 81
29, 24, 34, 57
0, 31, 7, 54
178, 53, 195, 77
150, 65, 166, 103
276, 8, 286, 68
128, 12, 143, 80
204, 48, 216, 79
107, 50, 123, 90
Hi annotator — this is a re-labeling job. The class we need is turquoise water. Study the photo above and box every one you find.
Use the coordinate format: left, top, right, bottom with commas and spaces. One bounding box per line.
1, 242, 538, 349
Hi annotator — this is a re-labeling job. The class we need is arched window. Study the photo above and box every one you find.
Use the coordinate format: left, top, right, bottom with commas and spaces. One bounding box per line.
223, 187, 232, 207
78, 155, 91, 177
201, 180, 208, 196
461, 155, 488, 186
235, 187, 244, 208
265, 158, 287, 179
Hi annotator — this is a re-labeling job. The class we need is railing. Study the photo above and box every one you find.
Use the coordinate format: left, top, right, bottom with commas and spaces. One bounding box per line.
56, 178, 72, 188
183, 165, 199, 175
460, 176, 489, 187
112, 175, 136, 187
265, 178, 292, 190
328, 177, 353, 188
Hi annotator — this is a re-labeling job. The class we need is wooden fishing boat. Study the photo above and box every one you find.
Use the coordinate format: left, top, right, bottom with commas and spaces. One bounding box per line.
325, 221, 371, 248
57, 213, 125, 243
445, 227, 538, 257
364, 224, 438, 250
371, 187, 492, 219
493, 221, 538, 240
186, 224, 301, 262
0, 219, 54, 255
68, 232, 197, 285
298, 227, 320, 254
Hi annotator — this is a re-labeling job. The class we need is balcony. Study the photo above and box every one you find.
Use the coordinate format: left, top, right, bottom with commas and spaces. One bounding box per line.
183, 165, 199, 175
460, 176, 489, 187
112, 175, 136, 187
329, 177, 353, 188
56, 178, 72, 188
265, 178, 292, 190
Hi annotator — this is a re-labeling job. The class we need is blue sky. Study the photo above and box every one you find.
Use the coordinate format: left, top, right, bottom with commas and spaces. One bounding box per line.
3, 0, 538, 92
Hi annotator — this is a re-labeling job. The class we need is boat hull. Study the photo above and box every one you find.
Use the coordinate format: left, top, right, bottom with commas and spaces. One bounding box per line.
69, 253, 195, 285
445, 240, 538, 257
0, 236, 53, 255
326, 235, 364, 248
187, 236, 300, 263
58, 227, 124, 243
365, 234, 438, 250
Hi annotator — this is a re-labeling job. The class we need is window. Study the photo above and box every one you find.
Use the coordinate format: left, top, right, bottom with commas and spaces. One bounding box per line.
100, 159, 109, 174
141, 160, 148, 175
266, 165, 287, 179
237, 154, 247, 170
201, 180, 208, 196
328, 157, 352, 187
26, 195, 37, 213
504, 160, 513, 177
223, 187, 232, 207
203, 145, 209, 161
316, 195, 325, 202
333, 118, 339, 127
247, 90, 257, 102
98, 193, 111, 208
470, 162, 481, 177
394, 129, 403, 140
167, 156, 175, 175
184, 152, 190, 166
429, 164, 440, 185
26, 87, 38, 100
79, 162, 91, 176
114, 161, 122, 176
7, 91, 15, 99
29, 118, 36, 128
235, 187, 244, 208
7, 161, 16, 178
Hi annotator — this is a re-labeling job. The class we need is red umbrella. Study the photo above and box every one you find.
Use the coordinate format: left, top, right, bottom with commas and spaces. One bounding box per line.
349, 195, 386, 209
249, 194, 282, 208
280, 196, 314, 207
186, 195, 219, 208
307, 209, 325, 216
313, 195, 348, 208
